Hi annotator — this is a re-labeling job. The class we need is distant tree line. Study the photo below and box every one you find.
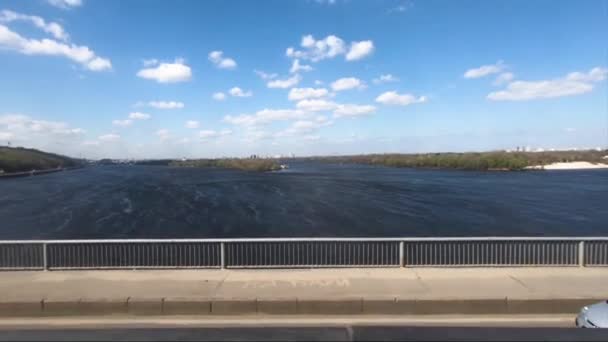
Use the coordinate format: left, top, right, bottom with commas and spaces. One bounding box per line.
0, 147, 79, 173
133, 159, 174, 166
307, 150, 608, 171
169, 158, 281, 172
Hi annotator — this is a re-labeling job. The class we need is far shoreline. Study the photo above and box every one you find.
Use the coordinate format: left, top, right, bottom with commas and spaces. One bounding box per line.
0, 166, 84, 179
0, 167, 64, 179
307, 150, 608, 172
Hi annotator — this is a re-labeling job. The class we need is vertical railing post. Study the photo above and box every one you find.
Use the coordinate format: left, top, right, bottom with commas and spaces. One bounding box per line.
399, 241, 404, 267
578, 241, 585, 267
220, 242, 225, 269
42, 242, 48, 271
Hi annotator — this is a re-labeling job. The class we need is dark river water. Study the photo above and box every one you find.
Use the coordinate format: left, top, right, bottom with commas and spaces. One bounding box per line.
0, 162, 607, 239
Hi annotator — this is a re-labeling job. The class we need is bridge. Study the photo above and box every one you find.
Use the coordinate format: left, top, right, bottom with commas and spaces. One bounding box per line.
0, 237, 607, 318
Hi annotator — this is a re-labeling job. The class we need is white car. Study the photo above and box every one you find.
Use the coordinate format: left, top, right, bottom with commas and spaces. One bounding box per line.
576, 301, 608, 328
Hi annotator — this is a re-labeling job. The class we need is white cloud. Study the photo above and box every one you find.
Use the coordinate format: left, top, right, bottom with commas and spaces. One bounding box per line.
0, 24, 22, 47
287, 34, 375, 63
0, 10, 69, 41
254, 70, 278, 80
292, 119, 327, 131
566, 67, 607, 82
487, 67, 607, 101
296, 99, 338, 111
208, 50, 237, 69
199, 129, 232, 140
155, 129, 170, 141
244, 129, 273, 142
290, 59, 313, 73
136, 58, 191, 83
373, 74, 399, 84
333, 104, 376, 118
47, 0, 82, 9
303, 135, 320, 141
128, 112, 151, 120
70, 128, 86, 134
388, 1, 413, 13
464, 61, 505, 79
82, 140, 99, 146
493, 72, 514, 86
267, 74, 302, 89
212, 92, 227, 101
224, 109, 308, 127
0, 114, 86, 140
112, 119, 132, 127
229, 87, 253, 97
375, 91, 427, 106
0, 23, 111, 71
218, 59, 236, 70
185, 120, 200, 129
86, 57, 111, 71
286, 34, 346, 62
314, 80, 324, 85
0, 131, 13, 140
148, 101, 184, 109
199, 130, 216, 139
331, 77, 364, 91
288, 87, 329, 101
99, 133, 120, 142
142, 58, 159, 67
275, 116, 332, 137
345, 40, 374, 61
294, 98, 376, 118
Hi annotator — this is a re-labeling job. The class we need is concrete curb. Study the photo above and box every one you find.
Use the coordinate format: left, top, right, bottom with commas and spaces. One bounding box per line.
162, 297, 211, 315
0, 297, 600, 317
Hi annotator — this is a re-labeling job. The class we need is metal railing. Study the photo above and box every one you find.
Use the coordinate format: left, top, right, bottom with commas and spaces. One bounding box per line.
46, 242, 220, 269
402, 240, 581, 266
0, 237, 607, 271
225, 241, 400, 268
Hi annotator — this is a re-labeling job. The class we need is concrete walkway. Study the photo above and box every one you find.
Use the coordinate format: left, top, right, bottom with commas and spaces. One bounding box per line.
0, 268, 606, 316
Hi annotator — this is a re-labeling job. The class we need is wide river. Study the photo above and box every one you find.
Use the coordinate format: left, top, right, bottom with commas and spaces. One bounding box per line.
0, 162, 607, 239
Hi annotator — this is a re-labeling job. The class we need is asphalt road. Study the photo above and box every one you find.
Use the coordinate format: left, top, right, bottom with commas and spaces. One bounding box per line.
2, 326, 608, 341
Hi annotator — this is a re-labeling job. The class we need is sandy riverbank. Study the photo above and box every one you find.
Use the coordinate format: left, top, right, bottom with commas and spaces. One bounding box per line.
525, 161, 608, 170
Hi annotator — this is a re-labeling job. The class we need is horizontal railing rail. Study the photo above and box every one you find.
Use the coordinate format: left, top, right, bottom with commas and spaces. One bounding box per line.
3, 237, 608, 244
0, 237, 607, 270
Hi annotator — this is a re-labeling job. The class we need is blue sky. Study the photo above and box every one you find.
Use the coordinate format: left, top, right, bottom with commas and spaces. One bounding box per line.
0, 0, 606, 158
